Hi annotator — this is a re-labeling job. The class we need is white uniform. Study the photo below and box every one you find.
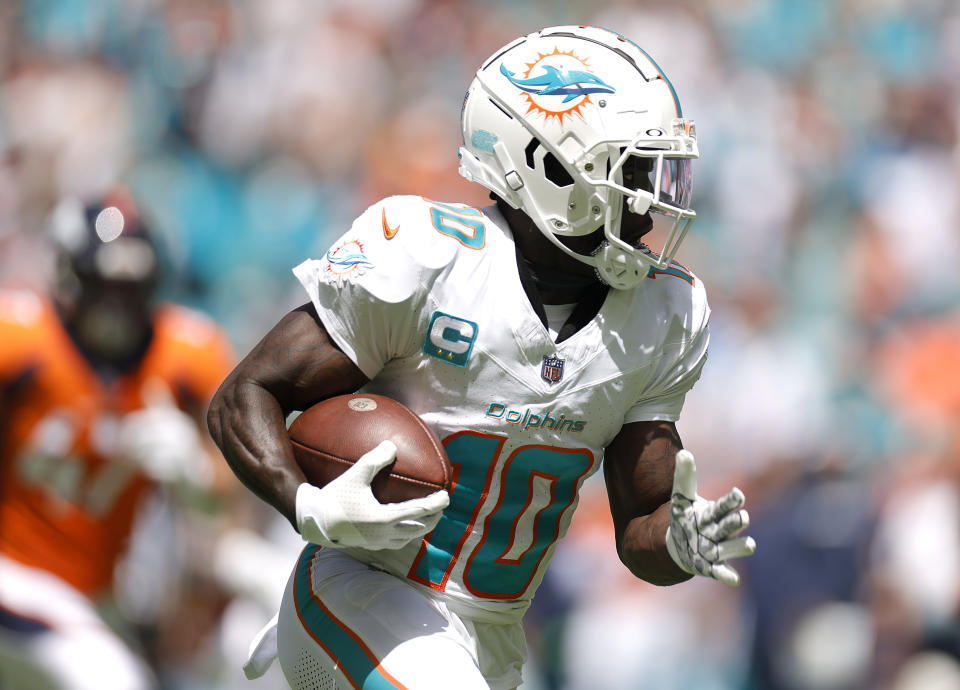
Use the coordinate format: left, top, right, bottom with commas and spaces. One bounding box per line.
0, 554, 156, 690
277, 195, 709, 689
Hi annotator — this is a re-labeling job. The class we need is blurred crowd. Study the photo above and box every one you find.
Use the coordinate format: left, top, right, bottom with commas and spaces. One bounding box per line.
1, 0, 959, 688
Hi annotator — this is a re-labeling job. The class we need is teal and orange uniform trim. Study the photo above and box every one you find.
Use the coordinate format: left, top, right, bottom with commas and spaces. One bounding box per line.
646, 262, 695, 285
293, 545, 409, 690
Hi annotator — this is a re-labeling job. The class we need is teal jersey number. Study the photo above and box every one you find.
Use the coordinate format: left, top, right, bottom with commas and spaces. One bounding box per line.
429, 202, 486, 249
409, 431, 594, 599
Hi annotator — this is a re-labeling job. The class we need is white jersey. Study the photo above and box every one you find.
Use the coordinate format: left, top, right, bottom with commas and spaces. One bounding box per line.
294, 195, 709, 624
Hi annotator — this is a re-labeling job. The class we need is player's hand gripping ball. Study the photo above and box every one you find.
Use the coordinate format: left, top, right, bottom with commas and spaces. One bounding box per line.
290, 394, 451, 551
288, 393, 452, 503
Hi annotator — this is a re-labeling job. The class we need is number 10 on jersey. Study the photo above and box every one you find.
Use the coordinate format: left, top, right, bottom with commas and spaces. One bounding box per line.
408, 430, 594, 599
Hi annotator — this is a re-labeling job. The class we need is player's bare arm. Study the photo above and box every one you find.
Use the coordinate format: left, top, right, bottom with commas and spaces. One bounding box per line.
604, 420, 693, 586
207, 303, 368, 526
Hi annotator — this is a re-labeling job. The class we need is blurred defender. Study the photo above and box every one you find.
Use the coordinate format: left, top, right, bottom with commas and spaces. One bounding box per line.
210, 26, 756, 689
0, 189, 234, 689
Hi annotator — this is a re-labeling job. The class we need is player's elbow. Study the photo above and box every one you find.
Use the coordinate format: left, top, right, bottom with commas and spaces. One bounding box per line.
617, 546, 694, 587
205, 389, 224, 446
635, 568, 695, 587
206, 372, 241, 449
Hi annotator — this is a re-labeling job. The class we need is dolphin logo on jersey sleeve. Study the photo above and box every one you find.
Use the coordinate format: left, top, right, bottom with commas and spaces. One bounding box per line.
323, 239, 373, 286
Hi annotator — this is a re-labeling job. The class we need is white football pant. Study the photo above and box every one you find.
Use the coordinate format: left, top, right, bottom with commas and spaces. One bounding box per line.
0, 554, 155, 690
273, 545, 526, 690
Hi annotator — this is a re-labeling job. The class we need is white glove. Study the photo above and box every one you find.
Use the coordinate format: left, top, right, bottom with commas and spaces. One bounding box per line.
296, 440, 450, 551
116, 379, 208, 485
665, 450, 757, 586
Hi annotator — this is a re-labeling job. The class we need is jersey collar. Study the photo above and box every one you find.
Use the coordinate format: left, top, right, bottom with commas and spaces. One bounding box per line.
513, 243, 609, 344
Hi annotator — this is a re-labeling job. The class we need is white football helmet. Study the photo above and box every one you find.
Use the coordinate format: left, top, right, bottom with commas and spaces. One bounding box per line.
459, 25, 698, 289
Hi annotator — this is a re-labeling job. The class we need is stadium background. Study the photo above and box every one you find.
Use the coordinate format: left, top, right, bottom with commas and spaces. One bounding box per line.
1, 0, 959, 688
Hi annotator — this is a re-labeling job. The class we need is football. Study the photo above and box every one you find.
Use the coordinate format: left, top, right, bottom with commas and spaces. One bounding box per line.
288, 393, 451, 504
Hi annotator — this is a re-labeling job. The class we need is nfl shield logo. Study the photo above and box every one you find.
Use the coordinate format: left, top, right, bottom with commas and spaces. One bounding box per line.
541, 355, 565, 384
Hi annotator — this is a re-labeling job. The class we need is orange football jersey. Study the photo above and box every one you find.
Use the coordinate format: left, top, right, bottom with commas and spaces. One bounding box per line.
0, 290, 234, 596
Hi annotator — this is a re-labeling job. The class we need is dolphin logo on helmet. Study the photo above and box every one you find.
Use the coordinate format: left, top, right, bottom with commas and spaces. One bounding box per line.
500, 63, 615, 103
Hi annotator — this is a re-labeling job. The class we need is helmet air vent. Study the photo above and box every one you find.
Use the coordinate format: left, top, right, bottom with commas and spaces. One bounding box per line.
543, 152, 574, 188
524, 139, 539, 169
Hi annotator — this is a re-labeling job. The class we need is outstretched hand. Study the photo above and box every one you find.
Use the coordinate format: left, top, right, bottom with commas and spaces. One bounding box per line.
665, 450, 756, 586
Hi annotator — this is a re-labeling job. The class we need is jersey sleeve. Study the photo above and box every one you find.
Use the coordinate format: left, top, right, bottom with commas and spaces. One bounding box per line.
622, 278, 711, 423
293, 196, 452, 379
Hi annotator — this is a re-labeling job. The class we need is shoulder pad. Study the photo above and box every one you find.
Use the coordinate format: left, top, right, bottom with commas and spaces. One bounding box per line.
154, 303, 227, 348
641, 262, 709, 332
310, 196, 492, 304
354, 195, 490, 268
0, 290, 45, 327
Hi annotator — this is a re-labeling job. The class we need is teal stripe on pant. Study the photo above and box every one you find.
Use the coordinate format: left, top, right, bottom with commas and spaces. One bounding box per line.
293, 545, 403, 690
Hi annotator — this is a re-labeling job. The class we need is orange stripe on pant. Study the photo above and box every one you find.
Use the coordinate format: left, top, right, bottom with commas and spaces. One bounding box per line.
293, 545, 409, 690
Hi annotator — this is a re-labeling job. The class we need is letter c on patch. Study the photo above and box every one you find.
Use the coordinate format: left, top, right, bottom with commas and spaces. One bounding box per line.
431, 315, 474, 354
422, 311, 479, 367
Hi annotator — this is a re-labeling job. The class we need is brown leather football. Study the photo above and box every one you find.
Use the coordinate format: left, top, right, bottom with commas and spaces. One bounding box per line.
288, 393, 451, 504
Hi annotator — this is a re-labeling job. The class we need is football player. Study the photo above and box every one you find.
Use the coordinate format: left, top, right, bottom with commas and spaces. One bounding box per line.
0, 188, 235, 689
208, 26, 756, 689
